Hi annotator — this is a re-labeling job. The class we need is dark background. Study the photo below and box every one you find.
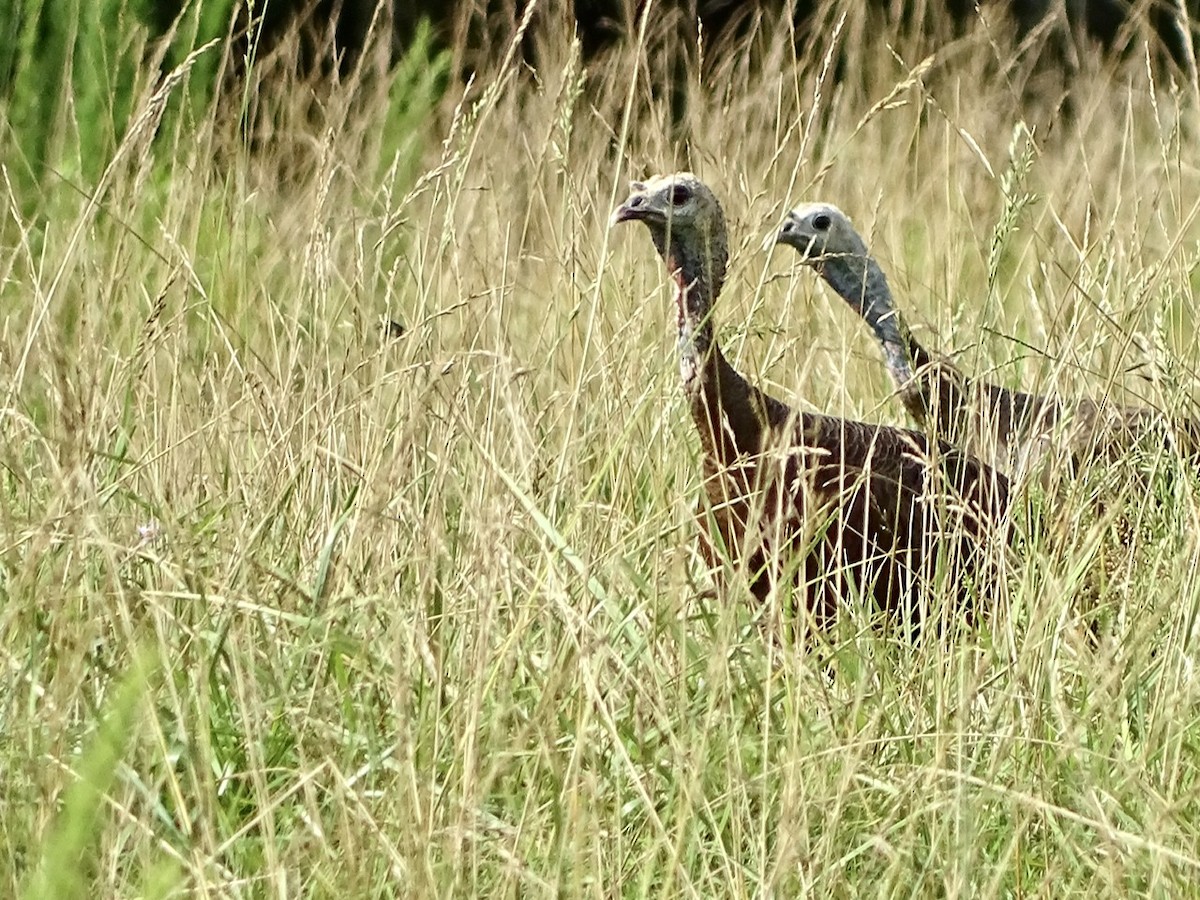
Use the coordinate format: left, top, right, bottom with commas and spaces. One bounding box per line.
140, 0, 1200, 76
241, 0, 1190, 70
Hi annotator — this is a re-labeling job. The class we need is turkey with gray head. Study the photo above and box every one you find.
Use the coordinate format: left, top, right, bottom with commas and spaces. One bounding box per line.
770, 202, 1200, 478
612, 174, 1010, 635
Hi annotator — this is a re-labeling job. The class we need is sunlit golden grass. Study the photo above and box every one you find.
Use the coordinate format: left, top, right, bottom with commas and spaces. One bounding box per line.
4, 2, 1200, 895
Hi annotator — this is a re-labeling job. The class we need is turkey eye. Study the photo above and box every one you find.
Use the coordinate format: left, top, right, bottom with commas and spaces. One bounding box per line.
670, 184, 692, 206
812, 213, 831, 231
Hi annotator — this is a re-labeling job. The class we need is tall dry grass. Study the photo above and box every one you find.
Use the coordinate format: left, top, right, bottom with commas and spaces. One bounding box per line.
3, 1, 1200, 895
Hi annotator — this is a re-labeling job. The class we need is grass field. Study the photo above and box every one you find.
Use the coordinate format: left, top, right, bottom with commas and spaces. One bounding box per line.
5, 2, 1200, 896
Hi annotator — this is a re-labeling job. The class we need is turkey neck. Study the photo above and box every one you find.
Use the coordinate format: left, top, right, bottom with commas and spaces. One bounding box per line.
663, 238, 718, 384
817, 252, 974, 434
819, 253, 1046, 444
817, 253, 916, 390
663, 235, 785, 461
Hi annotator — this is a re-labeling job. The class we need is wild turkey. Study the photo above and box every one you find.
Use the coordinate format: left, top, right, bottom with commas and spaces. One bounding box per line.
612, 174, 1010, 634
770, 202, 1200, 479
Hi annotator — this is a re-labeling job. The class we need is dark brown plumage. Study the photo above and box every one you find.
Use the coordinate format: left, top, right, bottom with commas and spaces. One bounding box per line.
772, 202, 1200, 478
612, 174, 1010, 634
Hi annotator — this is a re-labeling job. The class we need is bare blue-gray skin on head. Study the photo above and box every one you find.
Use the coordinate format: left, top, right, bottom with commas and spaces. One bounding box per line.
611, 174, 731, 391
769, 202, 1199, 473
773, 203, 918, 396
612, 175, 1010, 635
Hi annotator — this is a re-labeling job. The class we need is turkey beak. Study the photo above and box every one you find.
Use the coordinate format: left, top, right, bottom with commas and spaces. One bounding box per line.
611, 194, 649, 226
772, 212, 812, 255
